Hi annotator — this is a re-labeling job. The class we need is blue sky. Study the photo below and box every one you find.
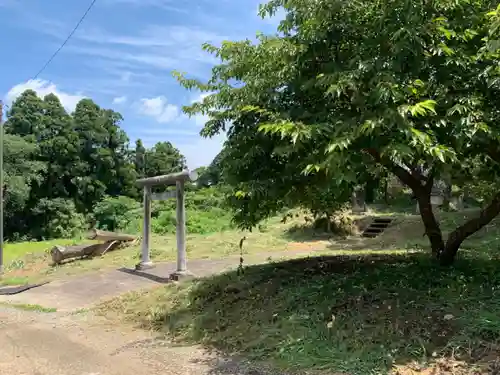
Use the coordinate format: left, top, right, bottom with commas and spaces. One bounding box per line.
0, 0, 282, 168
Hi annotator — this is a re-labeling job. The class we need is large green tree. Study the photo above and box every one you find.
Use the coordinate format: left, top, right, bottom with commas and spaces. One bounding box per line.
4, 92, 139, 239
144, 141, 186, 177
134, 139, 146, 178
71, 99, 137, 210
178, 0, 500, 265
3, 134, 46, 239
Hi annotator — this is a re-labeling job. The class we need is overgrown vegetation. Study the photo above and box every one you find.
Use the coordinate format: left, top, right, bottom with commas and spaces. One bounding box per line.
105, 252, 500, 374
3, 90, 230, 241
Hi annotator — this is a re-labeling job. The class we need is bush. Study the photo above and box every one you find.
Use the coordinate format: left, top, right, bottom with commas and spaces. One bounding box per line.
93, 196, 141, 232
149, 187, 232, 235
152, 207, 234, 235
31, 198, 87, 239
313, 212, 357, 236
90, 189, 233, 236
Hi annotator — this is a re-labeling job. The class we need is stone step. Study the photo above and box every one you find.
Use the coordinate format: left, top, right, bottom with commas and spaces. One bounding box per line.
361, 217, 393, 238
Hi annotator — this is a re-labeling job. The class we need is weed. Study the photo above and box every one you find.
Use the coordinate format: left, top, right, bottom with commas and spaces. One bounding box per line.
0, 302, 57, 313
104, 252, 500, 374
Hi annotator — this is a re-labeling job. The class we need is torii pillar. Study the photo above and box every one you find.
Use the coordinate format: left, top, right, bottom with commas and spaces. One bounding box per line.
135, 169, 198, 280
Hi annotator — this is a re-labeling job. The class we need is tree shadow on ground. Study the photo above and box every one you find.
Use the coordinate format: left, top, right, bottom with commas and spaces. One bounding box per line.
190, 356, 291, 375
146, 253, 500, 374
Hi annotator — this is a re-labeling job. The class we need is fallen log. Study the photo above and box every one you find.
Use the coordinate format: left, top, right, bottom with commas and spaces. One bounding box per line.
50, 240, 122, 265
86, 229, 137, 242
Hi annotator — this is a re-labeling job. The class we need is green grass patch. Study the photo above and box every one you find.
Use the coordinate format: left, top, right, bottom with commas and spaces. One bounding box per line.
0, 276, 30, 286
4, 238, 88, 265
0, 301, 57, 313
102, 252, 500, 374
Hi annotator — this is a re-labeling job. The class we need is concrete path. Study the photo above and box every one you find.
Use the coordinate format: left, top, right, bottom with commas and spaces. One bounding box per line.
0, 251, 314, 312
0, 251, 312, 375
0, 259, 234, 312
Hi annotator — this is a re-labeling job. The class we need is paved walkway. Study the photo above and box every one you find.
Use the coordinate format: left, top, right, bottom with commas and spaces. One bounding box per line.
0, 250, 315, 312
0, 252, 311, 375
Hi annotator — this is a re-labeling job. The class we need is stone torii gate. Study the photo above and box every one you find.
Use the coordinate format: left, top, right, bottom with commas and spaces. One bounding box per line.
136, 170, 198, 279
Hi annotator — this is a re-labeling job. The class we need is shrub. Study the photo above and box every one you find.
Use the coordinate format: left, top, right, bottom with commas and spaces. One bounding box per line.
93, 196, 141, 232
31, 198, 87, 239
152, 208, 234, 235
313, 212, 357, 236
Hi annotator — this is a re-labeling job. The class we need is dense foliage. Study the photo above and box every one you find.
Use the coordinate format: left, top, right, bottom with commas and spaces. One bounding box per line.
3, 90, 194, 240
178, 0, 500, 264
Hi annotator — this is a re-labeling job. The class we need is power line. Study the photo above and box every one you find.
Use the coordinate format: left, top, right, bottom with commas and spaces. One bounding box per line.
33, 0, 98, 80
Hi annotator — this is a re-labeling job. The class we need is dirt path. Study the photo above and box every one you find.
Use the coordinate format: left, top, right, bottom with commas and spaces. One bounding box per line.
0, 252, 314, 375
0, 306, 284, 375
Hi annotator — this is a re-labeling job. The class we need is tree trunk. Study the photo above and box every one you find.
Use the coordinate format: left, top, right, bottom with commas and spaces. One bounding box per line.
364, 177, 378, 204
86, 229, 137, 242
50, 241, 122, 265
416, 193, 445, 257
439, 191, 500, 266
51, 243, 102, 264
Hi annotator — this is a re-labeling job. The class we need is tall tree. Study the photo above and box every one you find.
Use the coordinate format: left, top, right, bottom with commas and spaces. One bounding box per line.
3, 134, 46, 238
144, 141, 186, 177
36, 93, 78, 200
134, 139, 146, 178
177, 0, 500, 265
4, 92, 140, 239
72, 99, 136, 211
5, 89, 45, 139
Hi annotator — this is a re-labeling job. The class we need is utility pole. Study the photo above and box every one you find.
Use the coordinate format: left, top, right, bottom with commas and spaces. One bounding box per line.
0, 100, 4, 275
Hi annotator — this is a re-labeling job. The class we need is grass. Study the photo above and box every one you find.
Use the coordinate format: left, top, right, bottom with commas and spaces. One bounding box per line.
97, 209, 500, 375
2, 208, 500, 286
101, 252, 500, 375
4, 238, 86, 265
0, 301, 57, 313
0, 215, 328, 285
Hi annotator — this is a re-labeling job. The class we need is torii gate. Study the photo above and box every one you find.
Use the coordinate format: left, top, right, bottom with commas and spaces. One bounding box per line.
135, 170, 198, 279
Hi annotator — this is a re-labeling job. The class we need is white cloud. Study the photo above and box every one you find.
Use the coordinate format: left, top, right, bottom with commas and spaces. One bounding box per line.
5, 79, 85, 112
138, 96, 180, 123
57, 24, 224, 77
65, 46, 181, 70
112, 96, 127, 104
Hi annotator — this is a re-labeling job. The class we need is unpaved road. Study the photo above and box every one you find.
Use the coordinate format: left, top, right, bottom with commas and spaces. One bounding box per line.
0, 254, 315, 375
0, 307, 267, 375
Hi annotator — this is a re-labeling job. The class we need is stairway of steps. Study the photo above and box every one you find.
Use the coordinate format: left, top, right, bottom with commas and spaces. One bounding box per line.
361, 217, 393, 238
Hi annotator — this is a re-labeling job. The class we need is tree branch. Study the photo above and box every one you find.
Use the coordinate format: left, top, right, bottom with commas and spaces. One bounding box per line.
424, 166, 437, 193
447, 190, 500, 246
363, 148, 422, 191
403, 161, 428, 183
